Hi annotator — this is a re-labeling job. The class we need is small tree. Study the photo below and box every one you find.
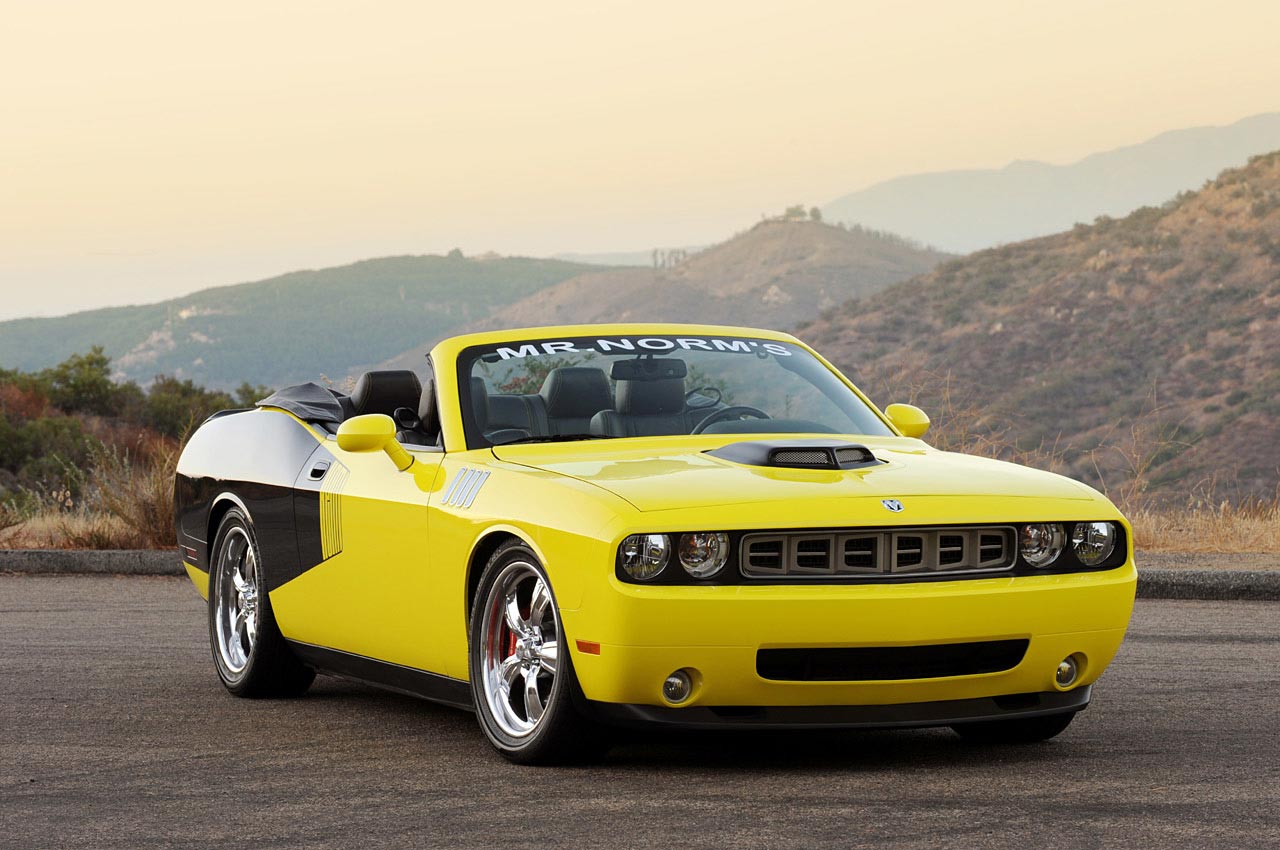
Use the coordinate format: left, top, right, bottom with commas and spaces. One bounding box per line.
44, 347, 117, 416
809, 207, 823, 222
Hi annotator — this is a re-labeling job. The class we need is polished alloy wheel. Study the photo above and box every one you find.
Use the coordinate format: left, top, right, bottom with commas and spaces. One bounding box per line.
213, 526, 260, 676
480, 560, 560, 738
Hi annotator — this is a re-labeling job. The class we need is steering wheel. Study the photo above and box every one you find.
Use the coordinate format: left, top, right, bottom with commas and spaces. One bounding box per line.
685, 386, 723, 409
691, 405, 771, 434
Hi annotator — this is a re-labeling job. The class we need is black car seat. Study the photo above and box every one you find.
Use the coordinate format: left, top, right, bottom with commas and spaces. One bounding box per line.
349, 370, 422, 419
540, 367, 614, 435
468, 377, 490, 433
399, 376, 439, 446
589, 376, 695, 437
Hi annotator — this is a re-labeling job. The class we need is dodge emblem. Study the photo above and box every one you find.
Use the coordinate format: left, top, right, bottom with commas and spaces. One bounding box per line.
881, 499, 904, 513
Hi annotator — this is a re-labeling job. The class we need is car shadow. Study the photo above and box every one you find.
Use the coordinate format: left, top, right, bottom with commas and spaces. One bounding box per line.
601, 726, 1078, 772
299, 675, 1077, 771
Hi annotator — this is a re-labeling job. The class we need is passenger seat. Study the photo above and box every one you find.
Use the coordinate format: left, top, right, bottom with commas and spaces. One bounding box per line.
540, 367, 614, 435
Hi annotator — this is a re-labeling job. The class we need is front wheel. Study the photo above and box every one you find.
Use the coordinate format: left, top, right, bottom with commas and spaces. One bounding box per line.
468, 541, 609, 764
951, 710, 1076, 744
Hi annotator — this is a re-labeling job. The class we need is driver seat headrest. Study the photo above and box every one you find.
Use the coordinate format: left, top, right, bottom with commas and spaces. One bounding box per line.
617, 377, 685, 415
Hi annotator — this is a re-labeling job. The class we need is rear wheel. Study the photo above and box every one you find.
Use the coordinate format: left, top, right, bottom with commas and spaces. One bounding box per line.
951, 711, 1076, 744
209, 508, 314, 698
469, 541, 609, 764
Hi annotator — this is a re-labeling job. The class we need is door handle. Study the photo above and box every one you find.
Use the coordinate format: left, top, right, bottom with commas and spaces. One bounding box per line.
308, 461, 331, 481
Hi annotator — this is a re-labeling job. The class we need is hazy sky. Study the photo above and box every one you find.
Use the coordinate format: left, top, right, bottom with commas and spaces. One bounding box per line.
2, 0, 1278, 320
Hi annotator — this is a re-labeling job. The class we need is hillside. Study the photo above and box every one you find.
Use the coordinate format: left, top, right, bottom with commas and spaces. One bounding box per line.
379, 220, 949, 372
823, 112, 1280, 253
0, 255, 596, 389
802, 151, 1280, 502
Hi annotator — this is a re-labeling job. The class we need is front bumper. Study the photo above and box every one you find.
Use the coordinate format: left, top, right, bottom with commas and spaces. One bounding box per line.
561, 562, 1136, 711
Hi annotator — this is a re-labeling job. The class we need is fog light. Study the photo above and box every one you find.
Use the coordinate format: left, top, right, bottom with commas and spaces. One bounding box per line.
663, 670, 692, 704
1055, 656, 1079, 688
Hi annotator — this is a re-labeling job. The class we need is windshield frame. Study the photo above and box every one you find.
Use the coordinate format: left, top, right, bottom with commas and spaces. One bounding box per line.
454, 332, 894, 450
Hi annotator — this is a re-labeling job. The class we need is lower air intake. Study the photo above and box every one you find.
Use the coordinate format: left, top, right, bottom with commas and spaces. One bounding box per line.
756, 640, 1030, 681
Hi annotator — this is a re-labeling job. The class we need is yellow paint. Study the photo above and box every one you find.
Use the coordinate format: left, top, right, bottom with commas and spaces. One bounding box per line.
270, 444, 446, 671
191, 323, 1139, 713
185, 562, 209, 600
337, 414, 414, 470
884, 403, 931, 438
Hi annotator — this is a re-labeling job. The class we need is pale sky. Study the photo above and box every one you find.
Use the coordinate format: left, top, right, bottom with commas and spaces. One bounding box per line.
2, 0, 1278, 320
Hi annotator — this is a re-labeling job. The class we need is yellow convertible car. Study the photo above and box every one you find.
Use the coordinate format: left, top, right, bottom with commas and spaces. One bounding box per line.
176, 323, 1136, 763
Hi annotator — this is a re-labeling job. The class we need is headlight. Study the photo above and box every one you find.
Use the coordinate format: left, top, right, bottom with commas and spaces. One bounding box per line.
1071, 522, 1117, 566
620, 534, 669, 580
677, 532, 730, 579
1020, 523, 1066, 568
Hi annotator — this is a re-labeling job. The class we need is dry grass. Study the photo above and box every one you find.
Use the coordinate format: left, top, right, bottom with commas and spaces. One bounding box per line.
1127, 498, 1280, 553
0, 508, 148, 550
0, 435, 177, 550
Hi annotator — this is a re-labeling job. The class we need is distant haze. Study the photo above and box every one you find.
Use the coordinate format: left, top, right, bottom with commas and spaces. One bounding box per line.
823, 113, 1280, 253
3, 1, 1280, 320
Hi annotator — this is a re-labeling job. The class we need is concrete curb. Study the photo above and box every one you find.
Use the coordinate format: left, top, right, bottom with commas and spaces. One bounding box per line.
1135, 568, 1280, 601
2, 549, 1278, 600
0, 549, 181, 576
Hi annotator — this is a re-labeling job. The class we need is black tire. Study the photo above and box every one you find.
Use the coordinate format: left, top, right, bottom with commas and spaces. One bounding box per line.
468, 540, 610, 764
951, 710, 1076, 744
208, 508, 314, 698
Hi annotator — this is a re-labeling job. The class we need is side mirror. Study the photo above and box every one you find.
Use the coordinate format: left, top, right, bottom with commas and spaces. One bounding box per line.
337, 414, 414, 471
884, 403, 930, 438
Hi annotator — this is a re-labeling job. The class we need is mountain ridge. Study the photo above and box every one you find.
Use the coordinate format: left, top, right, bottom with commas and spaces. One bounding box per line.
376, 220, 950, 373
823, 112, 1280, 253
805, 150, 1280, 501
0, 255, 598, 389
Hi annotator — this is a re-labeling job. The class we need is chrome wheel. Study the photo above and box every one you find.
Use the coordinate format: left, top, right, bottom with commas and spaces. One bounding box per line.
479, 560, 560, 738
213, 526, 259, 677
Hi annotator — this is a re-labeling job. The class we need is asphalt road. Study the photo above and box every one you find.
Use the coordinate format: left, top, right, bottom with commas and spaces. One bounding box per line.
2, 576, 1278, 850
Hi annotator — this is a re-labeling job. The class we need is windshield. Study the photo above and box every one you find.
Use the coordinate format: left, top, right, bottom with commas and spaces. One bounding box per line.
456, 333, 893, 447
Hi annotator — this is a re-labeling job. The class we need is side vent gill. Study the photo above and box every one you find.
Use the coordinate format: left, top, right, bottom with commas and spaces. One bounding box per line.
706, 440, 882, 471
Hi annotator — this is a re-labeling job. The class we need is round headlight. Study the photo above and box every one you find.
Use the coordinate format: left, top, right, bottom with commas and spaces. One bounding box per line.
677, 532, 730, 579
620, 534, 669, 580
1020, 523, 1066, 568
1071, 522, 1116, 566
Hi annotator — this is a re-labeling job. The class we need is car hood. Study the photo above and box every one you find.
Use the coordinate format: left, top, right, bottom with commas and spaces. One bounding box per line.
490, 435, 1098, 513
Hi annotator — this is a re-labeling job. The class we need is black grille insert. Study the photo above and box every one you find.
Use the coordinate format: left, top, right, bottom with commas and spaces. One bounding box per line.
771, 449, 833, 466
756, 640, 1030, 681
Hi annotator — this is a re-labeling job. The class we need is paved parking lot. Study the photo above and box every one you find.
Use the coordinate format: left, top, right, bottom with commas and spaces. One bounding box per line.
2, 575, 1277, 849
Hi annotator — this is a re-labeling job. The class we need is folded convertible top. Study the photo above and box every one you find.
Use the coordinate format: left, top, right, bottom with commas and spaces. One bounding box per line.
256, 382, 350, 425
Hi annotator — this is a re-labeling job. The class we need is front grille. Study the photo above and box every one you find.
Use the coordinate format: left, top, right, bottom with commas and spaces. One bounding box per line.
757, 640, 1029, 681
741, 526, 1016, 578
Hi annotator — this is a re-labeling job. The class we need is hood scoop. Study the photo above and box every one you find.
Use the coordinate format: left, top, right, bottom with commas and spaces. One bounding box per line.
706, 439, 883, 471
